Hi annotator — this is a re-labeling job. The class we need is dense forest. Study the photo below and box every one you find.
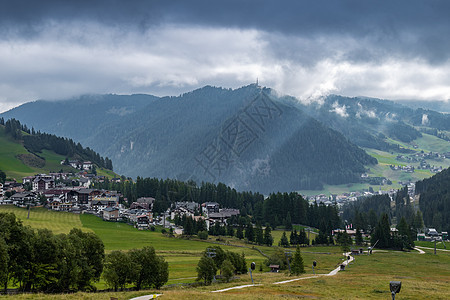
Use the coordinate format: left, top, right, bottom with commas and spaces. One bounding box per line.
342, 186, 424, 235
416, 167, 450, 232
94, 176, 341, 230
0, 118, 113, 170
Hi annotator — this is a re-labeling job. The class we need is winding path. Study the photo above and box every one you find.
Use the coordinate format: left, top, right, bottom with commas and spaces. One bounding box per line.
211, 252, 355, 292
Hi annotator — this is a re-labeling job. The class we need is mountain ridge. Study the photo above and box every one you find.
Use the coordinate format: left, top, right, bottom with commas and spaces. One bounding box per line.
1, 84, 379, 193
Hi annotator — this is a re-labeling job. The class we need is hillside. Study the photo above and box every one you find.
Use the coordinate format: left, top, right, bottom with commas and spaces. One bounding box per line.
0, 124, 116, 181
1, 85, 377, 193
415, 167, 450, 232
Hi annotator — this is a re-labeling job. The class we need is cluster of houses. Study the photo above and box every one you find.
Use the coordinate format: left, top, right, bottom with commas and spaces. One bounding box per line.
170, 201, 240, 231
395, 151, 448, 173
0, 173, 155, 229
1, 173, 242, 233
390, 164, 415, 173
417, 228, 449, 242
61, 160, 94, 171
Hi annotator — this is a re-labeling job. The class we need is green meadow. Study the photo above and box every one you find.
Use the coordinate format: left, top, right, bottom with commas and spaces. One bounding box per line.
0, 126, 118, 181
1, 206, 449, 299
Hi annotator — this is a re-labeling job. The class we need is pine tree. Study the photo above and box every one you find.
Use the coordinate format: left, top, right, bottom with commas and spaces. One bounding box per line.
355, 227, 364, 246
290, 246, 305, 275
236, 226, 244, 239
285, 212, 293, 230
245, 225, 254, 242
263, 225, 273, 246
279, 231, 290, 247
255, 223, 264, 245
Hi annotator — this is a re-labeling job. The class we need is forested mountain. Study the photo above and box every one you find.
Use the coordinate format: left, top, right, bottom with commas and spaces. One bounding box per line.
415, 167, 450, 232
285, 95, 450, 151
1, 85, 376, 193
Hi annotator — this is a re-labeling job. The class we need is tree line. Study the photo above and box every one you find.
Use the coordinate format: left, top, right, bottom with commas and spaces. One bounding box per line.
1, 118, 113, 170
95, 177, 341, 231
0, 212, 168, 294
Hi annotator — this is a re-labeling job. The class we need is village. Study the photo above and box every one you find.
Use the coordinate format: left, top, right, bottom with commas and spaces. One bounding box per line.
0, 159, 243, 233
1, 163, 448, 244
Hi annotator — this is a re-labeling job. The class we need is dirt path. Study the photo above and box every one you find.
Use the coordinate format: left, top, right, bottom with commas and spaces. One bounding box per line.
211, 252, 355, 292
416, 246, 450, 252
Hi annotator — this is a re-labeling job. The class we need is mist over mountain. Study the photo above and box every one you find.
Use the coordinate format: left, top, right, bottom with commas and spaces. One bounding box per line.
280, 94, 450, 151
1, 85, 380, 193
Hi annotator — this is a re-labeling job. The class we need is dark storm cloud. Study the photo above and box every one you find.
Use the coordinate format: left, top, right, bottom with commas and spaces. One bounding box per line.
2, 0, 450, 63
1, 0, 450, 112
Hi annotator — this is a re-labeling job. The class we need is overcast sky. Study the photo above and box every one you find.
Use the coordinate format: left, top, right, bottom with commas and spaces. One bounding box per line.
1, 0, 450, 112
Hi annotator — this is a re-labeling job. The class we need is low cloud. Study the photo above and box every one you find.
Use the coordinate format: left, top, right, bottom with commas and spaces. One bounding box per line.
330, 101, 349, 118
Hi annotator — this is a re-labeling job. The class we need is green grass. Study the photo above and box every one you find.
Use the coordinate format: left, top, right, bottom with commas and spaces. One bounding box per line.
0, 126, 119, 180
0, 205, 90, 235
0, 126, 36, 179
5, 248, 449, 299
415, 240, 449, 250
2, 206, 449, 299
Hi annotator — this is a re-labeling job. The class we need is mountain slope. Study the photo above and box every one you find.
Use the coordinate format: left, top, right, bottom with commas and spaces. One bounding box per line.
415, 167, 450, 232
1, 85, 377, 193
286, 95, 450, 151
0, 124, 116, 181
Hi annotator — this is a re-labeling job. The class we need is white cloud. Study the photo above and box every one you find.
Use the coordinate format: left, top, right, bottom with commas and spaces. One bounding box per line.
356, 103, 377, 119
422, 114, 429, 125
330, 101, 349, 118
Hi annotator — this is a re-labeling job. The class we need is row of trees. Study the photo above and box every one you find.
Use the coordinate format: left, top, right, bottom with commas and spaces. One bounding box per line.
103, 247, 168, 291
1, 118, 113, 170
0, 213, 104, 293
174, 214, 275, 246
0, 212, 169, 294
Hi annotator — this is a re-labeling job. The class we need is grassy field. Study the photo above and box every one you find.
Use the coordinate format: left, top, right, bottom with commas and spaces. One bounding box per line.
2, 206, 449, 299
4, 247, 449, 299
0, 126, 119, 180
0, 205, 90, 235
0, 126, 36, 179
